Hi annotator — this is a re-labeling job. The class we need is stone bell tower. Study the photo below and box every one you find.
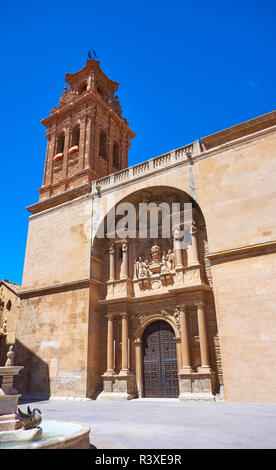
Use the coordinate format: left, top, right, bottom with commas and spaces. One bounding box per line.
39, 59, 135, 201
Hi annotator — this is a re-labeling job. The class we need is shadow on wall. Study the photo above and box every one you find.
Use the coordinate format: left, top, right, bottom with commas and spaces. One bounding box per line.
14, 339, 50, 402
0, 334, 9, 367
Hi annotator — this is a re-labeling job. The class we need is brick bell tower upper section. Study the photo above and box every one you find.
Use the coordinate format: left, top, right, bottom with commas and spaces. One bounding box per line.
39, 59, 135, 201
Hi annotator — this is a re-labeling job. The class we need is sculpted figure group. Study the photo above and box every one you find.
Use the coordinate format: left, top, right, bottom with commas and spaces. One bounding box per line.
161, 249, 175, 273
136, 246, 175, 278
136, 257, 150, 278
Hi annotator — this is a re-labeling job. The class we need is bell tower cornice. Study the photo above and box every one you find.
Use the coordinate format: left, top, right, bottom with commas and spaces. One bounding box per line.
41, 91, 134, 139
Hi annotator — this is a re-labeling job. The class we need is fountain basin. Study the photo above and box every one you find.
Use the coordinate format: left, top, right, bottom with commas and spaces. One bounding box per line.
0, 366, 24, 376
0, 420, 91, 449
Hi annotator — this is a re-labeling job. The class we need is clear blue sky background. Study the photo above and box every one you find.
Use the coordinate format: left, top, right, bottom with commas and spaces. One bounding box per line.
0, 0, 275, 284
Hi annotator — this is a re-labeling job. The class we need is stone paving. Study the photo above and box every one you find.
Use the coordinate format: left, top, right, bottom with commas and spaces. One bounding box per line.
19, 398, 276, 449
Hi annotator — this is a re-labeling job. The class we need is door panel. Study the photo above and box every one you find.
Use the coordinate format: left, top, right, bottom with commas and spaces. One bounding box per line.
142, 320, 178, 398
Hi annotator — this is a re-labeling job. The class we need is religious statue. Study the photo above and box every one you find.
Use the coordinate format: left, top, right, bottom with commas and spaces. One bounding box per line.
167, 249, 175, 270
161, 251, 170, 273
151, 245, 161, 264
136, 257, 150, 278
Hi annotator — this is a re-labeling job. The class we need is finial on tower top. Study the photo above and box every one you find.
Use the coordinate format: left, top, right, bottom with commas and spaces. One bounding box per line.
88, 49, 98, 60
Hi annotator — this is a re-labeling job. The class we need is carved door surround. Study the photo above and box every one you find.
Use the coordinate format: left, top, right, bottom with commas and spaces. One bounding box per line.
131, 295, 216, 400
100, 288, 218, 400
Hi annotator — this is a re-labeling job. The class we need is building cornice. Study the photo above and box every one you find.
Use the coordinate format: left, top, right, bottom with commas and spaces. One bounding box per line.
201, 110, 276, 150
0, 280, 21, 296
98, 283, 211, 306
27, 183, 92, 214
41, 88, 135, 139
19, 278, 102, 299
206, 240, 276, 265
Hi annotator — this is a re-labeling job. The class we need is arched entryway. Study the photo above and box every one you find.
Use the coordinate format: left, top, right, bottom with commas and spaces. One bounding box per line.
142, 320, 179, 398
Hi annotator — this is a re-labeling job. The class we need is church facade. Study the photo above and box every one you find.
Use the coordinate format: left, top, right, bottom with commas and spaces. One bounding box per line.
15, 60, 276, 402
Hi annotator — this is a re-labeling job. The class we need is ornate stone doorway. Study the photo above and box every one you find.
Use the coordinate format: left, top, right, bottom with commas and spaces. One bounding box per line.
142, 320, 179, 398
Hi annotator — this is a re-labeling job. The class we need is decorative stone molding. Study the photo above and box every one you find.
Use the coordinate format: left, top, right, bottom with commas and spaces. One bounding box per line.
106, 279, 132, 299
178, 371, 215, 401
98, 372, 136, 401
184, 265, 202, 284
206, 240, 276, 265
214, 335, 224, 395
130, 309, 180, 340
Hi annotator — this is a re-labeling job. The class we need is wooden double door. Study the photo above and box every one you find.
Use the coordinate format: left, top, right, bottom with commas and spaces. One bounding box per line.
142, 320, 179, 398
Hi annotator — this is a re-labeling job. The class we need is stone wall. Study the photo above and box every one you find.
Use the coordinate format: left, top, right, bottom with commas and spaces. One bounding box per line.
211, 253, 276, 402
16, 287, 90, 398
22, 197, 92, 290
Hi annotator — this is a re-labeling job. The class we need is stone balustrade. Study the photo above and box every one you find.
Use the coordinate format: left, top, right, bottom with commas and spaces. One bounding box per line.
92, 141, 200, 193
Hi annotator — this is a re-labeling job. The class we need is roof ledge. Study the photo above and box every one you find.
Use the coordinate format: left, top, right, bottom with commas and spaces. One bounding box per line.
201, 110, 276, 150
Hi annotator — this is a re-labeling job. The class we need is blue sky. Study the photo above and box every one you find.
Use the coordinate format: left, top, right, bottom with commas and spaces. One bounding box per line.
0, 0, 275, 284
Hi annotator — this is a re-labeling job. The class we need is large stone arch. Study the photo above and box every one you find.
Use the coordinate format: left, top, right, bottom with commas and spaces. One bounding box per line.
91, 184, 206, 255
91, 184, 221, 401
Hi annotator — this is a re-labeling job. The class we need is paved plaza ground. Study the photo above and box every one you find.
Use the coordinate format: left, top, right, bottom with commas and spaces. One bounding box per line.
20, 398, 276, 449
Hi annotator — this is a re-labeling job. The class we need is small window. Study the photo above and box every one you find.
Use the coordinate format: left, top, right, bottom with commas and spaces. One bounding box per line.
6, 300, 12, 311
99, 131, 107, 160
113, 142, 120, 170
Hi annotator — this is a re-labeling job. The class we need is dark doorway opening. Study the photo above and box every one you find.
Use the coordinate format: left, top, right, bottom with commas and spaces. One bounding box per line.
142, 320, 179, 398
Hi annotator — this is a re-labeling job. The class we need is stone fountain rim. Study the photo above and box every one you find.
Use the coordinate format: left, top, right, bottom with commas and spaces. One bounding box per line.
0, 420, 91, 449
0, 366, 24, 376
